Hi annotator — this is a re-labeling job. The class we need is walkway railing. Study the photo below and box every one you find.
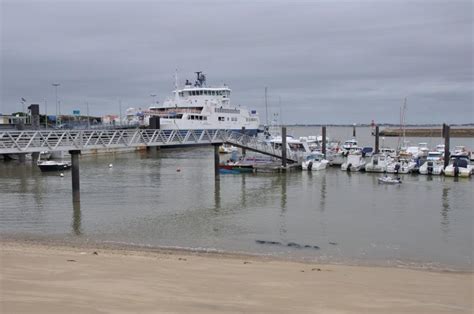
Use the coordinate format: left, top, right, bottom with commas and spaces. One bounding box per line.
0, 129, 299, 162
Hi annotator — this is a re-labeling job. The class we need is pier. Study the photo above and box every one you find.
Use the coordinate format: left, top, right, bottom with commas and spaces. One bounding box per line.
0, 128, 300, 201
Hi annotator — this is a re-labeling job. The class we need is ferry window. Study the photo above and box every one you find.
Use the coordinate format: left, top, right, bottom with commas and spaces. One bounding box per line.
218, 117, 224, 121
203, 116, 207, 120
199, 90, 203, 95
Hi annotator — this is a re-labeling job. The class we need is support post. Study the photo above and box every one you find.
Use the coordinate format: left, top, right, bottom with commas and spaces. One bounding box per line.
31, 152, 40, 164
281, 127, 287, 168
213, 144, 220, 180
321, 126, 327, 158
352, 124, 356, 137
443, 124, 450, 169
375, 125, 380, 154
241, 127, 246, 156
70, 150, 81, 202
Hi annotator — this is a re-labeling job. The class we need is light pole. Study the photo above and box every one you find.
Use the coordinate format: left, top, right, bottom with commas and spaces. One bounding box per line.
52, 83, 60, 127
44, 98, 48, 129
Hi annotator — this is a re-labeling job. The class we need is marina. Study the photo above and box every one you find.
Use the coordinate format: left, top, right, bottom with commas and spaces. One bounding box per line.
1, 126, 473, 272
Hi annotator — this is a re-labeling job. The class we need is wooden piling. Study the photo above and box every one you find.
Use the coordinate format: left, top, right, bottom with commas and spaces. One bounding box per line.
443, 124, 450, 169
321, 126, 327, 158
375, 125, 380, 154
213, 144, 220, 180
69, 150, 81, 202
352, 124, 356, 137
281, 127, 287, 168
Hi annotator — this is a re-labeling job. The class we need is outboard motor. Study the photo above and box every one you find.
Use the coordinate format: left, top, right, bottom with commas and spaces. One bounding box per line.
427, 161, 433, 174
308, 161, 313, 171
347, 163, 352, 172
453, 159, 459, 177
394, 163, 401, 174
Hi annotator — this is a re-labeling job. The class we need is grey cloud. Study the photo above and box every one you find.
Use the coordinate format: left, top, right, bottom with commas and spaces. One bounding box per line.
1, 0, 472, 124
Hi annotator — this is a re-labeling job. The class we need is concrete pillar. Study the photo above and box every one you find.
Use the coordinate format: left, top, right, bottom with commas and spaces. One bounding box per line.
375, 125, 380, 154
69, 150, 81, 202
321, 126, 327, 158
213, 144, 220, 180
18, 153, 26, 163
241, 127, 246, 156
281, 127, 287, 168
31, 152, 40, 163
443, 124, 450, 169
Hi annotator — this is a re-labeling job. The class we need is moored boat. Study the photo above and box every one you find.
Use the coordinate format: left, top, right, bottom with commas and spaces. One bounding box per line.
444, 156, 472, 177
301, 152, 329, 171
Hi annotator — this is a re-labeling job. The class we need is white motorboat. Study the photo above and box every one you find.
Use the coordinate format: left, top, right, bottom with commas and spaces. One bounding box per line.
419, 151, 444, 175
341, 148, 366, 172
327, 148, 345, 166
379, 147, 397, 158
301, 152, 329, 171
378, 175, 402, 184
125, 72, 260, 134
435, 144, 445, 153
386, 158, 417, 174
452, 146, 470, 158
37, 160, 71, 172
365, 154, 393, 173
342, 139, 358, 151
444, 156, 472, 177
219, 144, 238, 154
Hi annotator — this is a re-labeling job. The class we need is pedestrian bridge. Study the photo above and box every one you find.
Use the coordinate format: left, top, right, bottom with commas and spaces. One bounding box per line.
0, 129, 300, 163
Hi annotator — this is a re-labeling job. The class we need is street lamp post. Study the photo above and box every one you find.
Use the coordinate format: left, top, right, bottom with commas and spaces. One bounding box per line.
52, 83, 60, 127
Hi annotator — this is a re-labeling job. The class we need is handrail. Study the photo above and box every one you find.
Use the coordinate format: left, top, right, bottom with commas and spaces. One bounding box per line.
0, 129, 299, 162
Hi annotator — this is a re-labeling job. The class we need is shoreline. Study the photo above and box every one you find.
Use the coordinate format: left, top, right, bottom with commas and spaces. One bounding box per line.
1, 239, 472, 313
1, 236, 471, 274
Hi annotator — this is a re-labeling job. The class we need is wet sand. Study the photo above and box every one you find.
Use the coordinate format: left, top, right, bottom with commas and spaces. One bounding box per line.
1, 241, 472, 313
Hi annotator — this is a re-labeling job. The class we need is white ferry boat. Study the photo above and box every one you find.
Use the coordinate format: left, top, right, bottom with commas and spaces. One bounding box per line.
125, 72, 260, 135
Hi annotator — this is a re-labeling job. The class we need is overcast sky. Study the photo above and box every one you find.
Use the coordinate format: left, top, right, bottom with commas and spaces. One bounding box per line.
1, 0, 472, 124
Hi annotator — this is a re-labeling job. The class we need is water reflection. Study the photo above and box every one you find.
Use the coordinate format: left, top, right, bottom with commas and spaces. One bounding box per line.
214, 179, 221, 210
441, 186, 450, 233
72, 201, 82, 235
320, 173, 327, 212
279, 174, 288, 237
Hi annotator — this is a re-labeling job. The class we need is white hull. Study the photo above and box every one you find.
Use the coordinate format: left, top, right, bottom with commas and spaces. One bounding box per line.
386, 161, 416, 174
419, 161, 444, 175
302, 160, 329, 171
444, 167, 472, 177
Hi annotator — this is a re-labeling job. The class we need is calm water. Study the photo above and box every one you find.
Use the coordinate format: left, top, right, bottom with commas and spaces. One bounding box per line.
1, 127, 473, 270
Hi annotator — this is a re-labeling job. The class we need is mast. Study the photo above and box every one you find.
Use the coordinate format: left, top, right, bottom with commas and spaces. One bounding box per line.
402, 97, 407, 147
265, 86, 268, 126
174, 69, 179, 106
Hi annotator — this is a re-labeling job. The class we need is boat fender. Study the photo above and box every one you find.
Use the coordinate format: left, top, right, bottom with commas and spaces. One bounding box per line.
308, 161, 313, 171
347, 163, 352, 172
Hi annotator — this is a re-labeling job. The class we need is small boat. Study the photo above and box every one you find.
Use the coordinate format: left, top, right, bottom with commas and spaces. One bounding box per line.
386, 157, 417, 174
365, 153, 393, 173
419, 151, 444, 175
219, 144, 238, 154
444, 156, 472, 177
378, 175, 402, 184
37, 160, 72, 172
301, 152, 329, 171
452, 146, 470, 158
341, 148, 366, 172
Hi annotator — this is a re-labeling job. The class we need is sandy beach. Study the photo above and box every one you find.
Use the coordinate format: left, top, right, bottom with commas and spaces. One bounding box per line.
0, 241, 472, 313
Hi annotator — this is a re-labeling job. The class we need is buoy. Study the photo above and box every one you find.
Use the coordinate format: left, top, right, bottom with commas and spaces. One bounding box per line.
109, 164, 113, 168
60, 173, 64, 177
176, 168, 181, 172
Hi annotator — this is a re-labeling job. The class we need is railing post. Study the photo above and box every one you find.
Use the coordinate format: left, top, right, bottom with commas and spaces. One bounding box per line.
321, 126, 327, 158
375, 125, 379, 154
443, 124, 450, 169
69, 150, 81, 202
213, 144, 220, 180
282, 126, 287, 167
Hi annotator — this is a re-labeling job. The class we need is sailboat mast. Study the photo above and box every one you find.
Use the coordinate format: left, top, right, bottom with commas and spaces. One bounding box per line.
402, 97, 407, 146
174, 69, 179, 106
265, 86, 268, 126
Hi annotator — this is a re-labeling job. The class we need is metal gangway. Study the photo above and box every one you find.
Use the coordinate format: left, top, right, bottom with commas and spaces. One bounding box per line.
0, 129, 300, 162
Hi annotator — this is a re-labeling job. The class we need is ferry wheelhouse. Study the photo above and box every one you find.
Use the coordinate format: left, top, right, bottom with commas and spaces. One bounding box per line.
126, 72, 260, 135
